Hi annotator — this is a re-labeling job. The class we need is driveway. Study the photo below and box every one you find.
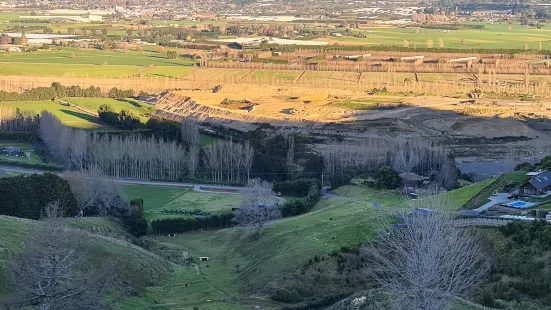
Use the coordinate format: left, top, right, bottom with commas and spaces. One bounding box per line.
472, 193, 511, 213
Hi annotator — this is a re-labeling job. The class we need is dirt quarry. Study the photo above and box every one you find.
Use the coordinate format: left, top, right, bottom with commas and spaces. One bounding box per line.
153, 85, 551, 160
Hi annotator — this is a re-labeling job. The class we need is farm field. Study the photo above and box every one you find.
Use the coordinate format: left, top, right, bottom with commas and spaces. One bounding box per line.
123, 185, 242, 221
320, 23, 551, 50
0, 101, 102, 129
0, 48, 197, 78
249, 69, 301, 81
65, 97, 154, 122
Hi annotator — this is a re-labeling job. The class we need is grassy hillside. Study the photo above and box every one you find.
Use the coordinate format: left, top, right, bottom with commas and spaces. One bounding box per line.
0, 97, 152, 129
0, 216, 170, 304
463, 171, 528, 209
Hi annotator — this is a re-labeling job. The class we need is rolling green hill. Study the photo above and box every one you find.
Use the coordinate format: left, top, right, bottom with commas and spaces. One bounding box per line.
0, 216, 170, 305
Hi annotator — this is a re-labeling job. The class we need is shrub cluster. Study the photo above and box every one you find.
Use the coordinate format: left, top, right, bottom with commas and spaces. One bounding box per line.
480, 221, 551, 307
0, 173, 78, 219
98, 104, 142, 130
276, 179, 322, 218
151, 213, 233, 235
107, 87, 135, 99
123, 199, 148, 237
146, 117, 182, 142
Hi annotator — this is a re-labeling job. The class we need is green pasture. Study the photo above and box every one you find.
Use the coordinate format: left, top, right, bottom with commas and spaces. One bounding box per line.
1, 98, 154, 129
123, 185, 242, 221
0, 48, 197, 78
330, 98, 408, 110
339, 22, 551, 50
65, 97, 153, 121
0, 101, 102, 129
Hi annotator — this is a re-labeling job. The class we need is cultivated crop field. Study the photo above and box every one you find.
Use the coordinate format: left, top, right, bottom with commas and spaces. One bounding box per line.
249, 69, 302, 81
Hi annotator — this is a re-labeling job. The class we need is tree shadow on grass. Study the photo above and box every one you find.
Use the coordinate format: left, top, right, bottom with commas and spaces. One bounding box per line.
60, 109, 99, 123
116, 98, 142, 108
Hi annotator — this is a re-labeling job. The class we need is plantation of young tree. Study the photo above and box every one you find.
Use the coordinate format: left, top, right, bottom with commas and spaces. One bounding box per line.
320, 138, 447, 183
39, 111, 256, 183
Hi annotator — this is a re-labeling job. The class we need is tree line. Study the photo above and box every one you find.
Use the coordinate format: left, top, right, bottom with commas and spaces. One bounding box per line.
40, 112, 256, 183
151, 213, 234, 234
0, 82, 136, 102
98, 104, 142, 130
321, 138, 447, 183
0, 173, 77, 219
0, 107, 39, 132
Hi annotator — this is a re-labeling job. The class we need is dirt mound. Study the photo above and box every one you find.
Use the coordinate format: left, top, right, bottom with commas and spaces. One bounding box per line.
422, 116, 540, 138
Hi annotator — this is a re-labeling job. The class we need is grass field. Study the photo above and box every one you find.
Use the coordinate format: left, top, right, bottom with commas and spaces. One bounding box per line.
329, 22, 551, 50
123, 185, 242, 221
0, 48, 197, 78
0, 101, 102, 129
65, 97, 153, 122
1, 97, 154, 129
131, 180, 492, 309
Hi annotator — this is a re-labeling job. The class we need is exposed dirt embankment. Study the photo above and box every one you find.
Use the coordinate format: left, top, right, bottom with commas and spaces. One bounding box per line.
153, 90, 364, 129
154, 91, 278, 129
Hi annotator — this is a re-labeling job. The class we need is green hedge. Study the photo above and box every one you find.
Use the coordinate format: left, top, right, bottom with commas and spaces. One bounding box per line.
0, 158, 64, 172
151, 213, 234, 235
0, 131, 37, 142
276, 179, 322, 218
0, 173, 77, 219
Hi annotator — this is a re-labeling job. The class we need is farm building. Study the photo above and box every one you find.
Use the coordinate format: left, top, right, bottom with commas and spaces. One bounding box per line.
1, 146, 23, 156
517, 170, 551, 196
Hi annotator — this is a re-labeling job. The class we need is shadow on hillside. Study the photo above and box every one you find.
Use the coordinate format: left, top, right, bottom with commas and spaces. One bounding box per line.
60, 109, 98, 122
117, 98, 142, 108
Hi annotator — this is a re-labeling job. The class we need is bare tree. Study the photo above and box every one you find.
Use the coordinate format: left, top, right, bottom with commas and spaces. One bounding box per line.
437, 157, 459, 190
7, 202, 117, 310
187, 145, 199, 179
181, 117, 200, 146
361, 197, 488, 310
60, 167, 127, 217
234, 178, 280, 239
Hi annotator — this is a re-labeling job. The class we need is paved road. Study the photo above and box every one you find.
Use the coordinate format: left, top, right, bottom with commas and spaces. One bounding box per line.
0, 165, 244, 192
0, 165, 286, 204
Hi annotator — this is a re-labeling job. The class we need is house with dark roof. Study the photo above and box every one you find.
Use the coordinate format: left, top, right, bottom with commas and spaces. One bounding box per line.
518, 170, 551, 196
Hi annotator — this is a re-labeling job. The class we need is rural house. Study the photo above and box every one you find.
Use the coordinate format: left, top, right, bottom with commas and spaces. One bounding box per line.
518, 170, 551, 196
